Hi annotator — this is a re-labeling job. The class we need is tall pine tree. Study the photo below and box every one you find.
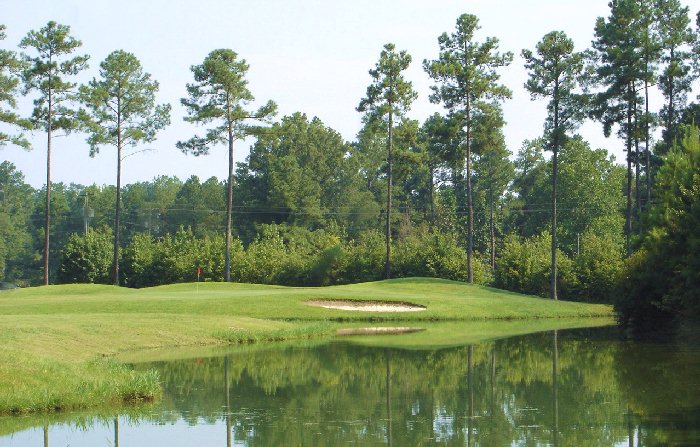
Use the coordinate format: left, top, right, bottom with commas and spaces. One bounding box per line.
591, 0, 646, 254
357, 43, 417, 279
523, 30, 586, 299
79, 50, 171, 285
20, 21, 88, 284
424, 13, 512, 283
0, 25, 31, 149
178, 49, 276, 282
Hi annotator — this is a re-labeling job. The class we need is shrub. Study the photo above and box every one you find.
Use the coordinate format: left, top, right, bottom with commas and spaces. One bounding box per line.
56, 227, 113, 284
122, 228, 227, 287
339, 230, 385, 283
234, 227, 287, 284
393, 228, 491, 284
121, 233, 157, 288
494, 232, 576, 298
570, 232, 624, 303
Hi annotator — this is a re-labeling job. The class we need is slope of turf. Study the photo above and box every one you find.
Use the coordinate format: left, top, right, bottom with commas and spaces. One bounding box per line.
0, 278, 613, 415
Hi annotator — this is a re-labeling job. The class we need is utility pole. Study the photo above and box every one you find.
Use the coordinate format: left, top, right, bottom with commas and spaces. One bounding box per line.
79, 192, 94, 235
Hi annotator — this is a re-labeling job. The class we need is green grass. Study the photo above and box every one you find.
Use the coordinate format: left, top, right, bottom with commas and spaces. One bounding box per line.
0, 277, 613, 415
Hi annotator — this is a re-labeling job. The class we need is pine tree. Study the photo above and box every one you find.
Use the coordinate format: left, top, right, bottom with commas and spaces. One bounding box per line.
591, 0, 646, 255
79, 50, 171, 285
0, 25, 31, 149
357, 43, 417, 279
178, 49, 276, 282
523, 30, 586, 299
20, 21, 88, 284
424, 13, 512, 283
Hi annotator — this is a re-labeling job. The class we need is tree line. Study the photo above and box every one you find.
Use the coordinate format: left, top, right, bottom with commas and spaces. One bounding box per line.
2, 0, 700, 327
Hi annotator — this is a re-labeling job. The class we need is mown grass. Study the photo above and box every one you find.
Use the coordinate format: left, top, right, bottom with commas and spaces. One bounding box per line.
0, 277, 613, 415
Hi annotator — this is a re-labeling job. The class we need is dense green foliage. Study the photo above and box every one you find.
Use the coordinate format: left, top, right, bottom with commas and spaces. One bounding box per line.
616, 126, 700, 327
55, 224, 491, 287
56, 226, 112, 284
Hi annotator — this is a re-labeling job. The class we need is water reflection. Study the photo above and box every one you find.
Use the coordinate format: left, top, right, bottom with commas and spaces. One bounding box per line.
553, 329, 559, 447
2, 326, 700, 446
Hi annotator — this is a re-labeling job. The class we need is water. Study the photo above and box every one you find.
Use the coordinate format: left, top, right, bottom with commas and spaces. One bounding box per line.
2, 326, 700, 446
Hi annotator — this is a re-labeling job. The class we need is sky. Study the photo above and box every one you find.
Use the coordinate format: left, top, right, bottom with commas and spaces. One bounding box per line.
2, 0, 700, 188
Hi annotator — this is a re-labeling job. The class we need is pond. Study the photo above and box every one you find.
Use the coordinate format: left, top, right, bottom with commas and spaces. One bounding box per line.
1, 325, 699, 446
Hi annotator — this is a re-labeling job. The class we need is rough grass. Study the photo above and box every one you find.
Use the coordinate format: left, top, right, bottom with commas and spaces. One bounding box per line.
0, 277, 613, 415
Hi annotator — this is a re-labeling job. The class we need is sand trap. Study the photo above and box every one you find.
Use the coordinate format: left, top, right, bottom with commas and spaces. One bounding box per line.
336, 327, 425, 336
305, 299, 426, 312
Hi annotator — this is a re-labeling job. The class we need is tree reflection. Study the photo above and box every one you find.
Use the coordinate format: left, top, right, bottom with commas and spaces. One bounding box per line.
467, 344, 474, 447
19, 327, 699, 446
141, 335, 626, 445
114, 417, 119, 447
385, 349, 392, 447
225, 356, 231, 447
552, 329, 559, 447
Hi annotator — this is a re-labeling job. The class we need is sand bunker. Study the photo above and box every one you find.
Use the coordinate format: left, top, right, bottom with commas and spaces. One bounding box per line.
305, 299, 426, 312
336, 327, 425, 336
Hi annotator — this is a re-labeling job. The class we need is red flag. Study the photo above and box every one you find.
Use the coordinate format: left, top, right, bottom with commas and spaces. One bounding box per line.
197, 266, 201, 280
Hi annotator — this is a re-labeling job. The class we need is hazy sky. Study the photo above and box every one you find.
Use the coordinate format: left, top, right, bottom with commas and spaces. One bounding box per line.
2, 0, 700, 187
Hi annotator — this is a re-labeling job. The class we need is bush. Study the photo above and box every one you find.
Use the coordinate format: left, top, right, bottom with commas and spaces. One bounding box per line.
121, 233, 157, 288
56, 227, 113, 284
266, 224, 344, 286
570, 232, 624, 303
234, 226, 288, 284
122, 228, 227, 287
494, 232, 576, 298
614, 244, 675, 329
392, 227, 491, 284
338, 230, 385, 283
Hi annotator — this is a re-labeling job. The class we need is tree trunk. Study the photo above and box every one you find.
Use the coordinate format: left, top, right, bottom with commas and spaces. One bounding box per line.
489, 188, 495, 272
466, 100, 474, 284
114, 418, 119, 447
225, 128, 234, 282
634, 137, 641, 233
44, 88, 52, 286
633, 100, 641, 234
385, 110, 394, 280
551, 83, 559, 301
551, 145, 558, 300
224, 96, 235, 283
112, 103, 122, 286
113, 142, 122, 285
667, 47, 676, 142
429, 162, 436, 227
645, 78, 651, 207
625, 84, 634, 256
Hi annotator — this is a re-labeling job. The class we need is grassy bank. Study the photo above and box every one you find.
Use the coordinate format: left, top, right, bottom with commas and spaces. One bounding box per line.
0, 278, 613, 415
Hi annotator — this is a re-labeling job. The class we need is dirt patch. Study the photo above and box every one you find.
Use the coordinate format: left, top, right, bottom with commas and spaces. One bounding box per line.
336, 327, 425, 336
305, 299, 426, 312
